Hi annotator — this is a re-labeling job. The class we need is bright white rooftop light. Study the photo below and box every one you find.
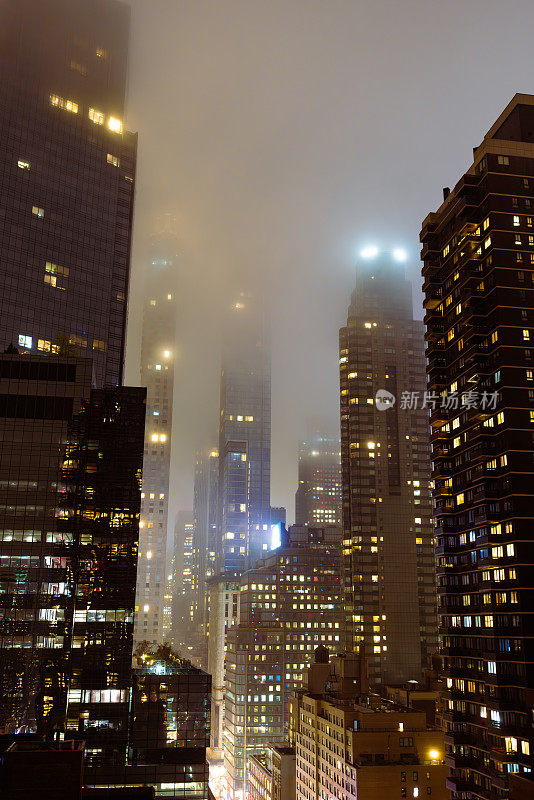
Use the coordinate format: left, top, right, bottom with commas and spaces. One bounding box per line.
393, 248, 407, 262
361, 245, 378, 259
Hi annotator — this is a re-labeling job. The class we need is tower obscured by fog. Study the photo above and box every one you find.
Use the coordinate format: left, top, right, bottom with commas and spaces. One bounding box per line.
295, 431, 342, 526
0, 0, 136, 387
339, 254, 438, 686
134, 227, 179, 647
217, 293, 271, 573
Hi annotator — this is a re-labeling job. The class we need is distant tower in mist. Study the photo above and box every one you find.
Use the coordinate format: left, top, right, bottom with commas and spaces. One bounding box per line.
217, 292, 271, 573
295, 430, 342, 526
339, 253, 438, 686
192, 447, 219, 628
134, 225, 179, 647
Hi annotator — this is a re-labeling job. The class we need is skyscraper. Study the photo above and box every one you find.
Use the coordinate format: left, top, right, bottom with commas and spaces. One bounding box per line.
62, 386, 146, 767
217, 293, 271, 573
0, 355, 93, 734
0, 0, 136, 387
134, 228, 179, 647
294, 433, 342, 526
223, 525, 343, 799
192, 448, 219, 627
0, 0, 140, 739
421, 94, 534, 798
339, 254, 438, 686
208, 293, 271, 778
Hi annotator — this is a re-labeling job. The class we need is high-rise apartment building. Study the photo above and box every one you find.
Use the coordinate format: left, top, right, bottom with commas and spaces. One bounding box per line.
134, 228, 179, 647
339, 254, 438, 686
291, 649, 448, 800
0, 0, 136, 387
294, 434, 342, 526
192, 448, 219, 627
421, 94, 534, 798
217, 294, 271, 573
223, 525, 343, 799
206, 573, 241, 768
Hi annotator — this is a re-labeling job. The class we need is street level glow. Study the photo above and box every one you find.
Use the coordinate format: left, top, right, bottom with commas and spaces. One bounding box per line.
361, 245, 378, 259
393, 248, 407, 262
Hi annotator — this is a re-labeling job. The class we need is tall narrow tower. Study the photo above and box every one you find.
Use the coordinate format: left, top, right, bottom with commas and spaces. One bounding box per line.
134, 227, 178, 647
192, 448, 219, 628
295, 432, 342, 526
339, 253, 438, 686
217, 293, 271, 572
208, 293, 271, 771
421, 94, 534, 798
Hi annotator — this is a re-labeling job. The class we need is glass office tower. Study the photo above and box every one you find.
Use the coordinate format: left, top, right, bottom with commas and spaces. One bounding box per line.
0, 0, 136, 387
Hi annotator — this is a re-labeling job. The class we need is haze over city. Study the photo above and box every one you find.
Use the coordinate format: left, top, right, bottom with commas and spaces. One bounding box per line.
0, 1, 533, 798
124, 0, 534, 519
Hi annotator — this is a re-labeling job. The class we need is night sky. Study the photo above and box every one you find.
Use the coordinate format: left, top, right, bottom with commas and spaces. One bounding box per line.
123, 0, 534, 523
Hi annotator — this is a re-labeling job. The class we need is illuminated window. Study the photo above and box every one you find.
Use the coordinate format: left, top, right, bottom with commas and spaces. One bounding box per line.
89, 108, 104, 125
447, 329, 455, 341
93, 339, 106, 351
491, 330, 498, 343
46, 261, 69, 276
18, 334, 32, 349
159, 434, 166, 442
50, 94, 78, 113
17, 159, 30, 170
513, 215, 520, 227
151, 434, 159, 442
523, 329, 531, 341
44, 274, 57, 287
108, 116, 123, 133
107, 153, 120, 167
497, 155, 509, 165
32, 206, 44, 218
96, 47, 107, 59
483, 216, 489, 230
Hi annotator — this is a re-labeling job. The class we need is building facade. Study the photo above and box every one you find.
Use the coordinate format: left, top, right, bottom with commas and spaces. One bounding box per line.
420, 94, 534, 799
0, 0, 136, 387
134, 229, 179, 647
223, 525, 343, 799
339, 254, 438, 686
217, 293, 271, 574
247, 744, 295, 800
84, 657, 211, 799
192, 448, 219, 628
294, 435, 342, 527
62, 386, 146, 766
0, 355, 93, 734
291, 650, 448, 800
